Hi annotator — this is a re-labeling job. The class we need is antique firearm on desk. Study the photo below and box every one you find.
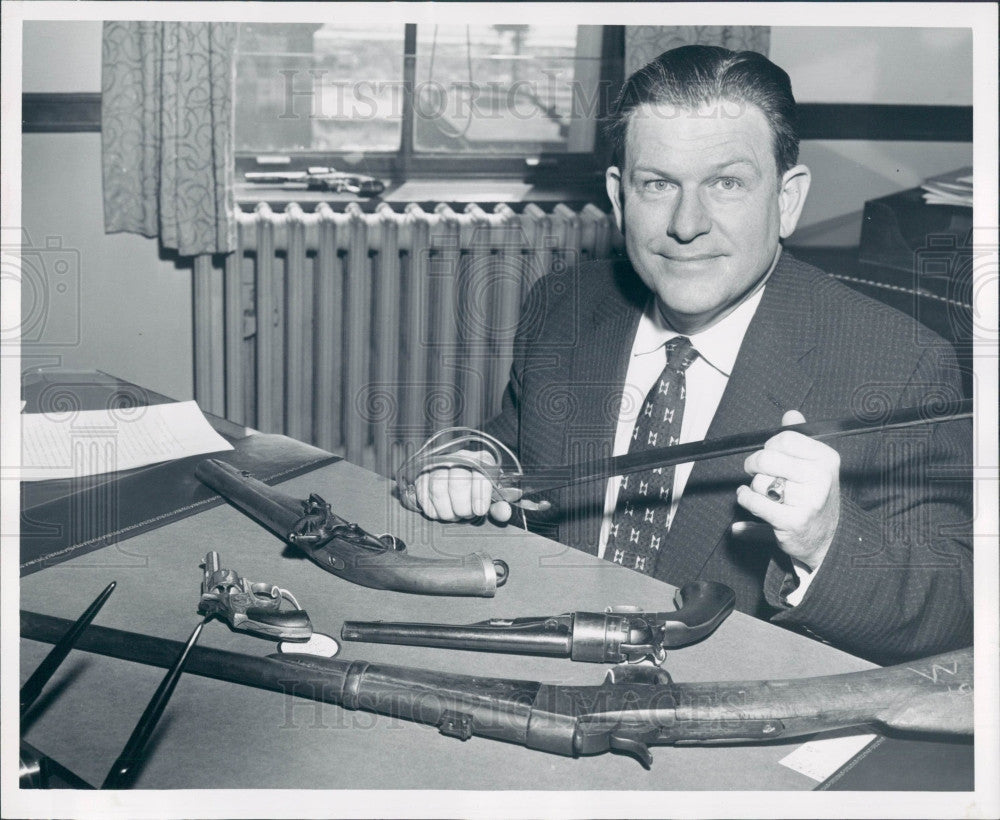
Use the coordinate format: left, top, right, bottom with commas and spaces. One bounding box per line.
195, 459, 508, 597
22, 611, 974, 770
342, 580, 735, 663
244, 167, 385, 197
198, 551, 313, 641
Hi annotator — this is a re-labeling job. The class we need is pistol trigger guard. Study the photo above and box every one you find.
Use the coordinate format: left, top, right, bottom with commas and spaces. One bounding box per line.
605, 663, 673, 686
248, 581, 279, 603
643, 645, 668, 666
198, 553, 310, 641
617, 642, 666, 665
377, 533, 406, 552
608, 731, 654, 769
247, 582, 304, 613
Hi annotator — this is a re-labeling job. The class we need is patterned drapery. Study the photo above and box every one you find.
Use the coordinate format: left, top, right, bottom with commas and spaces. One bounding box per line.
625, 26, 770, 76
102, 21, 238, 256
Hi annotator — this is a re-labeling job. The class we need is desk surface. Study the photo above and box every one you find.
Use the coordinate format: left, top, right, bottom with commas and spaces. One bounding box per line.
19, 457, 884, 792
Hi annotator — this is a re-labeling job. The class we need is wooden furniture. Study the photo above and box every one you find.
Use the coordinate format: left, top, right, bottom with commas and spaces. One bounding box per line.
16, 374, 974, 802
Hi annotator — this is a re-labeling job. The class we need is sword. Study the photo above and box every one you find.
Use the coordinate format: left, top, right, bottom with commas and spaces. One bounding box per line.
397, 398, 973, 511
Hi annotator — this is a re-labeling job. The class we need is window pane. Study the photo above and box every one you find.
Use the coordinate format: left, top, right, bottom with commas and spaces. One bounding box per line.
235, 23, 404, 153
414, 25, 603, 155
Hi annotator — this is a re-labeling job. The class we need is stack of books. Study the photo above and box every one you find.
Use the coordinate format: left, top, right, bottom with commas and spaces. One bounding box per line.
920, 167, 973, 207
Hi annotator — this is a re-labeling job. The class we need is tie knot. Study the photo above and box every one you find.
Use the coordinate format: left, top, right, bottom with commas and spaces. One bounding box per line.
665, 336, 698, 372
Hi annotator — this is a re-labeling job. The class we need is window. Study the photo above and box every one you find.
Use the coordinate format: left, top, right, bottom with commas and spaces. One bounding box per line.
411, 24, 604, 156
236, 22, 405, 154
234, 23, 623, 188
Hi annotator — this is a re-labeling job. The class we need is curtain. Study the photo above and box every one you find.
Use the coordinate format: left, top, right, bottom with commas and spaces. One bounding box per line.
101, 21, 238, 256
625, 26, 770, 76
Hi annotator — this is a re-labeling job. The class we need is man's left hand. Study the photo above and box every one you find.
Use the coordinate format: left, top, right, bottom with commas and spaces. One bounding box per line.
737, 410, 841, 570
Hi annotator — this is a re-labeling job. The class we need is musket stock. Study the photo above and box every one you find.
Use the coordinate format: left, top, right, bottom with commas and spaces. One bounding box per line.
22, 610, 972, 770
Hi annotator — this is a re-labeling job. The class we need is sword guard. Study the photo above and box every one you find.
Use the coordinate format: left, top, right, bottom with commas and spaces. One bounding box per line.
395, 427, 551, 514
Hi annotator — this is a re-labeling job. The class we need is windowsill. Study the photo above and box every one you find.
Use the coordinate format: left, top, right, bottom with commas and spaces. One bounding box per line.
234, 178, 610, 213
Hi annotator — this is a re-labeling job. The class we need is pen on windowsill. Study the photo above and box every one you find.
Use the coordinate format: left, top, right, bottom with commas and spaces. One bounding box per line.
101, 618, 207, 790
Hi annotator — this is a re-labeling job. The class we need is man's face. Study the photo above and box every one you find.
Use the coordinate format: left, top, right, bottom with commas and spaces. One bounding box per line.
606, 99, 810, 333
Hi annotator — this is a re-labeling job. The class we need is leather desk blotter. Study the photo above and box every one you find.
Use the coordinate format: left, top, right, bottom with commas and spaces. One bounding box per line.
819, 735, 974, 791
20, 433, 339, 576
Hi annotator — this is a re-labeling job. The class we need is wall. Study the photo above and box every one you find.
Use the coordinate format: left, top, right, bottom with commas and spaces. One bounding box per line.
21, 21, 194, 401
17, 22, 975, 400
21, 20, 103, 92
771, 26, 973, 245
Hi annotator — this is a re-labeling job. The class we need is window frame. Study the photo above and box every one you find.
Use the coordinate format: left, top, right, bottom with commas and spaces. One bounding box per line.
234, 24, 624, 189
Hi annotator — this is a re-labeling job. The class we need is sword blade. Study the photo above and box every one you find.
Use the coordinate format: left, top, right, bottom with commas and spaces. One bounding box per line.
516, 399, 973, 496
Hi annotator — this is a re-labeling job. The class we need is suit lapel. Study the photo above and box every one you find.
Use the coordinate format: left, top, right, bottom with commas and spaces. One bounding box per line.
655, 251, 819, 583
561, 262, 645, 553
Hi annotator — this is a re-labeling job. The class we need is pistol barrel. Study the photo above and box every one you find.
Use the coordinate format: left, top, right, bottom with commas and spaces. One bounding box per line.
341, 619, 573, 657
195, 459, 306, 538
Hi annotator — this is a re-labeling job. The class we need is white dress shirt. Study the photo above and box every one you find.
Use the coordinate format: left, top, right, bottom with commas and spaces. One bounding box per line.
595, 271, 818, 604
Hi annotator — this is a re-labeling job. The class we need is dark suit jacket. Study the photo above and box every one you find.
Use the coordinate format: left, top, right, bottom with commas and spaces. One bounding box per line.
484, 250, 972, 664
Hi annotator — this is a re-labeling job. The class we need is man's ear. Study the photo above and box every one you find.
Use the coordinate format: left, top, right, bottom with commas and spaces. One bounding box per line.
778, 164, 811, 239
606, 166, 625, 234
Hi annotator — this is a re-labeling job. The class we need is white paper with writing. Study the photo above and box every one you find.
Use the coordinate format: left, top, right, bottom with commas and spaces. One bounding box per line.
19, 400, 233, 481
778, 729, 878, 782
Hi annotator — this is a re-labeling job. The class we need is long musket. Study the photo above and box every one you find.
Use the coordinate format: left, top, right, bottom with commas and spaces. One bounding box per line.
22, 610, 973, 770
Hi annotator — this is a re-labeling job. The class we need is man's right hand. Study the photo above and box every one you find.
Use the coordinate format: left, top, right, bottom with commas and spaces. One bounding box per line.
413, 449, 515, 523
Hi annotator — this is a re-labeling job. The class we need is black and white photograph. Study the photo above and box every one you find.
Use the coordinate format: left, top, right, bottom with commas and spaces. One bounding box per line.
2, 2, 997, 818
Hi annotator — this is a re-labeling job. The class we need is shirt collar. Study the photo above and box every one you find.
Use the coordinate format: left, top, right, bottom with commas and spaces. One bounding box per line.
632, 263, 773, 377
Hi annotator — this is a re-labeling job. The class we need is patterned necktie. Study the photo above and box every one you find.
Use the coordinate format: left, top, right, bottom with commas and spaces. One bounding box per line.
606, 335, 698, 575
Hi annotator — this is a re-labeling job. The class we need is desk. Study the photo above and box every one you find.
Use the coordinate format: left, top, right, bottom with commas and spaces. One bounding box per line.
19, 370, 337, 575
17, 375, 974, 794
23, 453, 940, 793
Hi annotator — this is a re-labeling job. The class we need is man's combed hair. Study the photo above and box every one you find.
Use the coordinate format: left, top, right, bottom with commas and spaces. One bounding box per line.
605, 45, 800, 176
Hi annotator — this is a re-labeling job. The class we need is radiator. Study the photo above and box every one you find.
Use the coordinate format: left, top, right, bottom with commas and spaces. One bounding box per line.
193, 201, 619, 476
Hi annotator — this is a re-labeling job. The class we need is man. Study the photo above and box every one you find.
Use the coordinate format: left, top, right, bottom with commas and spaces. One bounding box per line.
412, 46, 972, 665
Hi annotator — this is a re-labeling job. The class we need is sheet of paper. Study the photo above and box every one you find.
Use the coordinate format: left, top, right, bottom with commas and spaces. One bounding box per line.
778, 729, 878, 782
19, 400, 234, 481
